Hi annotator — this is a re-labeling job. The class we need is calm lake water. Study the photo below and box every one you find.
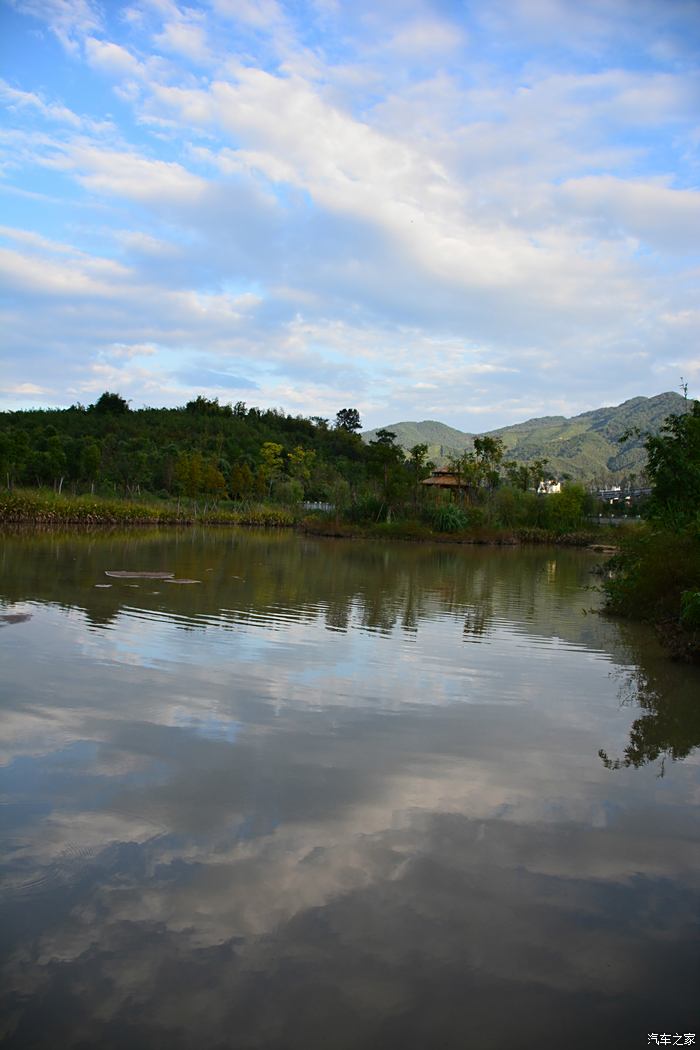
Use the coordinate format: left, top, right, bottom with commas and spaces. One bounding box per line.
1, 528, 698, 1049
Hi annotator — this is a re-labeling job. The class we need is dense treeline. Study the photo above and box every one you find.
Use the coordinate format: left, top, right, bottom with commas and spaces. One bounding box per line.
604, 398, 700, 661
0, 393, 368, 503
0, 392, 596, 532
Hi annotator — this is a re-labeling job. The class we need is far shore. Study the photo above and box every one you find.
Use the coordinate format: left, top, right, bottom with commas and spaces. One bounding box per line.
0, 488, 625, 550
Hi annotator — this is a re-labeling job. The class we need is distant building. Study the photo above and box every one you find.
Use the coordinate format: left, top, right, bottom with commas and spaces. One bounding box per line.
537, 479, 561, 494
420, 466, 465, 491
598, 485, 622, 503
597, 486, 652, 506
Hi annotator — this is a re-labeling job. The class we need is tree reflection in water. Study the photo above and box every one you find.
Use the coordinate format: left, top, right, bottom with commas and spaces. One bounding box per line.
599, 662, 700, 773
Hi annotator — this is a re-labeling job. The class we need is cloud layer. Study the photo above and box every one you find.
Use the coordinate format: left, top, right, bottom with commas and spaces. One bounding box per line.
1, 0, 699, 427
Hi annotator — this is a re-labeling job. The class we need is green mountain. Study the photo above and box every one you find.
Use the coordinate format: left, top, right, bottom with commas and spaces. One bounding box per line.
363, 392, 688, 482
362, 419, 475, 456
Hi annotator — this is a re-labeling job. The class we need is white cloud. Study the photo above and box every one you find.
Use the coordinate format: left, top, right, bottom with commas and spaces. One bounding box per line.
212, 0, 287, 31
114, 229, 182, 256
384, 18, 467, 57
0, 79, 111, 133
0, 225, 83, 255
0, 245, 129, 297
3, 382, 50, 395
561, 176, 700, 253
136, 63, 694, 330
84, 37, 145, 78
154, 19, 211, 63
67, 146, 208, 203
1, 0, 699, 423
7, 0, 102, 53
106, 342, 159, 358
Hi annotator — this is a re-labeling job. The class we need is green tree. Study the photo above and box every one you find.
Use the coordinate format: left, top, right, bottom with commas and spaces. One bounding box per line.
175, 451, 204, 498
448, 450, 481, 503
368, 429, 405, 515
92, 391, 130, 414
644, 399, 700, 526
230, 461, 254, 499
504, 460, 531, 492
45, 436, 67, 492
473, 436, 505, 491
201, 460, 227, 498
185, 395, 232, 417
407, 443, 434, 507
0, 429, 29, 489
288, 446, 316, 492
259, 441, 285, 495
543, 483, 590, 532
79, 438, 101, 493
530, 458, 550, 490
334, 408, 362, 432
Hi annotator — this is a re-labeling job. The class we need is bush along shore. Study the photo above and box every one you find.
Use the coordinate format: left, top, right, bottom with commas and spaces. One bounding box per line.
300, 512, 620, 548
602, 398, 700, 663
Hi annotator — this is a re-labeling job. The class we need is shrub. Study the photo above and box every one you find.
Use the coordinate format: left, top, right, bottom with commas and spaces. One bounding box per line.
603, 526, 700, 622
272, 478, 304, 504
542, 484, 590, 532
680, 591, 700, 630
345, 496, 386, 523
431, 503, 469, 532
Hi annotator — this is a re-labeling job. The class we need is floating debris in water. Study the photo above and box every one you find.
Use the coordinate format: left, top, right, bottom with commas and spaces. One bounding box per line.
94, 584, 112, 589
164, 578, 201, 585
0, 613, 32, 625
105, 571, 174, 579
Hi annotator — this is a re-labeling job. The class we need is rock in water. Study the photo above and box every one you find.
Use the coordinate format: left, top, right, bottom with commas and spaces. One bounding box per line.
105, 571, 175, 579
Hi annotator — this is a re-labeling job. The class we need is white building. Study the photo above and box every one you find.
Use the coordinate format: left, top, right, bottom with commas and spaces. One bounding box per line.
537, 479, 562, 494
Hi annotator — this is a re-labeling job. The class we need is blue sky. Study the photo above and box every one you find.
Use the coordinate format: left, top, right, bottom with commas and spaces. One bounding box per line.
1, 0, 699, 430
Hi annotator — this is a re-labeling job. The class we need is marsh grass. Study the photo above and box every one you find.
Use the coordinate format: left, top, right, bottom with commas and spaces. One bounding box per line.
300, 512, 613, 547
0, 489, 295, 527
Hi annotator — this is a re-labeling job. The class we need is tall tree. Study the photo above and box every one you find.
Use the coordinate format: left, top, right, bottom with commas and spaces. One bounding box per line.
368, 429, 405, 513
92, 391, 130, 414
408, 443, 434, 507
259, 441, 285, 495
473, 436, 505, 491
334, 408, 362, 432
645, 399, 700, 525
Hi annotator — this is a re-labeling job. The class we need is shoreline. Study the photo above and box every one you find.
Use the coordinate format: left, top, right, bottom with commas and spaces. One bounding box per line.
0, 491, 622, 550
298, 516, 619, 549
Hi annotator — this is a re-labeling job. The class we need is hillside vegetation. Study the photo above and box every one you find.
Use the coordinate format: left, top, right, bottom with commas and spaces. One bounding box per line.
363, 392, 686, 482
0, 390, 611, 541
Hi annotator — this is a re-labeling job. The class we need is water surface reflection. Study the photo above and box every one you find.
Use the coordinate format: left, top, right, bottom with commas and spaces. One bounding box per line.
0, 529, 698, 1049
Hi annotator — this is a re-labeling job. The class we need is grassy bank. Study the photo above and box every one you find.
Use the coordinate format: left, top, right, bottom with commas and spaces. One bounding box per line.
0, 489, 295, 527
300, 512, 622, 548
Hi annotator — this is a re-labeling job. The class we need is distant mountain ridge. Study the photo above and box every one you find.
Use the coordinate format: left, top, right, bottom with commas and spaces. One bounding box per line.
362, 392, 687, 482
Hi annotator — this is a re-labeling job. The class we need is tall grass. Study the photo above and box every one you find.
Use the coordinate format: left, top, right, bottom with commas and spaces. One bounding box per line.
0, 489, 295, 527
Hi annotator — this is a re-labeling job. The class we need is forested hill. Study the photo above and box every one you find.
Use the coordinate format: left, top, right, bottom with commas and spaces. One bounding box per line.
0, 396, 371, 501
363, 392, 687, 482
0, 390, 689, 498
